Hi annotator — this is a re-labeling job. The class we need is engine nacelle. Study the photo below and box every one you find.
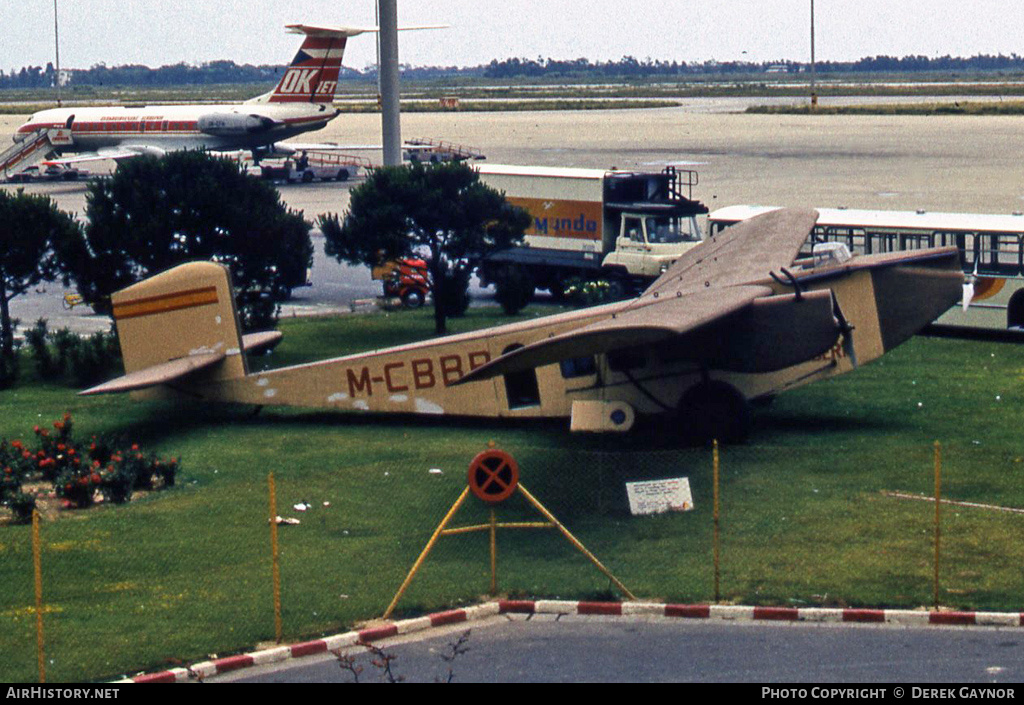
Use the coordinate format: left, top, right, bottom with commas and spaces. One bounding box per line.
197, 113, 277, 136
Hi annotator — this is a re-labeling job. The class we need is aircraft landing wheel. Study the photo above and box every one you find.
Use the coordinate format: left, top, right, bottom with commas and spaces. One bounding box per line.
678, 380, 752, 445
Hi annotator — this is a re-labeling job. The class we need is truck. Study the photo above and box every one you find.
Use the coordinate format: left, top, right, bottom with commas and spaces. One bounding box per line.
475, 164, 708, 300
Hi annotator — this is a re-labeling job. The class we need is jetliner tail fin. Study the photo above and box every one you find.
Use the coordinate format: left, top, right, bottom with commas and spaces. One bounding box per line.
247, 23, 446, 105
248, 25, 367, 105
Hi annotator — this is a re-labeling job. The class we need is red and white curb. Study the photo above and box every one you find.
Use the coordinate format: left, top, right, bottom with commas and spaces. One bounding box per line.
116, 600, 1024, 682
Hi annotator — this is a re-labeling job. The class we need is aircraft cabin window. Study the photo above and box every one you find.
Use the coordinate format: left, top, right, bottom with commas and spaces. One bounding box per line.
560, 355, 597, 379
501, 344, 541, 409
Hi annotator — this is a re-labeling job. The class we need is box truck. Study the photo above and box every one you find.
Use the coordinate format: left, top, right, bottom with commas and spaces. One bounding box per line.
475, 164, 708, 299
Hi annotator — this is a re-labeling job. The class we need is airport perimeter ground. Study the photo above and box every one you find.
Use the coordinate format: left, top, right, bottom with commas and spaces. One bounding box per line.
4, 95, 1024, 216
6, 96, 1024, 330
3, 99, 1024, 683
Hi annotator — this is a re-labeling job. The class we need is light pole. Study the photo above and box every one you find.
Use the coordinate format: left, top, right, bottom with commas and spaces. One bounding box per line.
378, 0, 402, 166
810, 0, 817, 107
53, 0, 62, 106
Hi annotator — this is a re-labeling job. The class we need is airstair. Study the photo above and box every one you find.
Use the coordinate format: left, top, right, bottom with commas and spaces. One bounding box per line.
304, 151, 372, 170
0, 129, 56, 179
404, 137, 486, 163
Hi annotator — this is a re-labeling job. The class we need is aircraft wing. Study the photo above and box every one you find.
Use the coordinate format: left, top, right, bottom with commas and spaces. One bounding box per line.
643, 207, 819, 298
275, 142, 382, 153
42, 146, 155, 166
459, 285, 772, 383
459, 207, 841, 384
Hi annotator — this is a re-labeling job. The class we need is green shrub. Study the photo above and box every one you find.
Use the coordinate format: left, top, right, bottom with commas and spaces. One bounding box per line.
493, 266, 535, 315
0, 439, 35, 523
23, 320, 122, 388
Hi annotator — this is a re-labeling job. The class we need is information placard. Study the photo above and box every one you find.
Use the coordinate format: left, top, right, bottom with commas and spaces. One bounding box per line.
626, 478, 694, 516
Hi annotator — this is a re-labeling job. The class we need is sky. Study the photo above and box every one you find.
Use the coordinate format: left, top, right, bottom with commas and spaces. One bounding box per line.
3, 0, 1024, 73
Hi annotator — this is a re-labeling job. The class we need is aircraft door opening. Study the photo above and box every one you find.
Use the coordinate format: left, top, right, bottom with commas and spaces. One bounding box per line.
501, 344, 540, 409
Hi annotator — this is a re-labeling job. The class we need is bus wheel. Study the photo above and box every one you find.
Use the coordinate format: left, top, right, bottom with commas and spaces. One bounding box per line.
336, 169, 350, 182
678, 380, 752, 445
1008, 289, 1024, 330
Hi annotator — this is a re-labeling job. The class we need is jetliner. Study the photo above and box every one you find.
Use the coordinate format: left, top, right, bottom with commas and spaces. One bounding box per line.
79, 209, 963, 443
0, 24, 424, 178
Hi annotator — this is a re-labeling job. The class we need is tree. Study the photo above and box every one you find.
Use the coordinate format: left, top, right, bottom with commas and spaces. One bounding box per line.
0, 190, 82, 387
58, 151, 313, 330
319, 161, 530, 334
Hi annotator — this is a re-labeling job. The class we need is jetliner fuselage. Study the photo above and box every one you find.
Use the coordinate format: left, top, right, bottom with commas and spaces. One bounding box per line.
15, 102, 341, 155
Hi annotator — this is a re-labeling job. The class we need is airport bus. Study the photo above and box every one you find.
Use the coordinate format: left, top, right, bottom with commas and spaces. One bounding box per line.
707, 205, 1024, 334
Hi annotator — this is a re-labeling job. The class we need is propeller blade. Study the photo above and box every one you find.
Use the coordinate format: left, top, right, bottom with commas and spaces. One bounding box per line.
962, 256, 979, 311
831, 292, 858, 368
962, 280, 975, 312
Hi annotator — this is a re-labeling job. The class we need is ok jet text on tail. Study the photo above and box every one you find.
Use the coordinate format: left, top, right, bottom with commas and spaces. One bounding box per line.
82, 209, 963, 442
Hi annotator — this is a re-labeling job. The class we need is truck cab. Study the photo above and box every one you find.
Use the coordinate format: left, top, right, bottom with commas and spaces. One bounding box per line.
605, 206, 704, 279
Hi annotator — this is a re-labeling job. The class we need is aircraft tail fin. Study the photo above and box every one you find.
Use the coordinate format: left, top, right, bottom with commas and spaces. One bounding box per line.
248, 24, 365, 105
81, 262, 250, 396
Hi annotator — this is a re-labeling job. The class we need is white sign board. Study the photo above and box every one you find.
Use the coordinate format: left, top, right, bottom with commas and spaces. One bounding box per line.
626, 478, 694, 516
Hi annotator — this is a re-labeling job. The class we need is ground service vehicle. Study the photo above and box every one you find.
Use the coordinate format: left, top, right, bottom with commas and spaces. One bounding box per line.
371, 258, 431, 308
260, 151, 367, 183
709, 205, 1024, 335
475, 164, 708, 300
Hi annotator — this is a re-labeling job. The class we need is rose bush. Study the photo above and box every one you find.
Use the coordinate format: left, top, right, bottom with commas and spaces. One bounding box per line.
0, 414, 180, 517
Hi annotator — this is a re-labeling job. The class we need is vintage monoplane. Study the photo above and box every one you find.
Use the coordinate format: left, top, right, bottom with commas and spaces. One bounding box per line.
81, 208, 963, 441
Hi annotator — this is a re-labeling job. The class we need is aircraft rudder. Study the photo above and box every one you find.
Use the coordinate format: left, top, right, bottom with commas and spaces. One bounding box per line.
112, 261, 247, 384
265, 28, 348, 104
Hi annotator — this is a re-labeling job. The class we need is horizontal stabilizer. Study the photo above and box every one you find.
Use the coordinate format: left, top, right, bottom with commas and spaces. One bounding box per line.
79, 352, 225, 396
242, 330, 283, 355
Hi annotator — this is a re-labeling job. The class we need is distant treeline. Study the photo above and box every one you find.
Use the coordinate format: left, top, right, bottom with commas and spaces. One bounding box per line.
481, 53, 1024, 78
4, 52, 1024, 89
0, 60, 476, 89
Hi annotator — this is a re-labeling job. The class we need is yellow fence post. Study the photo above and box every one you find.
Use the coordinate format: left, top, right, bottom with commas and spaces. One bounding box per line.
268, 472, 282, 643
489, 509, 498, 595
32, 509, 45, 683
933, 441, 942, 609
713, 439, 721, 604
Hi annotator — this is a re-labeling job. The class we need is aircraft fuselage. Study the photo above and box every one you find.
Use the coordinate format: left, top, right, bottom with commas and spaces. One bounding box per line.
16, 102, 341, 155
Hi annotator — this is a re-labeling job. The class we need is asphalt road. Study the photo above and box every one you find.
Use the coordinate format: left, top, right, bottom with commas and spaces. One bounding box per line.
3, 178, 501, 336
212, 614, 1024, 683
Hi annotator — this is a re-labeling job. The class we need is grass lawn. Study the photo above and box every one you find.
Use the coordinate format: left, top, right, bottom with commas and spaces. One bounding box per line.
1, 306, 1023, 682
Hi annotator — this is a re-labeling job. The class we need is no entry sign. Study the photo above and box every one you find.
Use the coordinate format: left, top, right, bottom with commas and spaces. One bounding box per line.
467, 449, 519, 503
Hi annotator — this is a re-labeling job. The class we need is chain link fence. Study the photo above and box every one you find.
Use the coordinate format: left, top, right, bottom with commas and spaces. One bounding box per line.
3, 440, 1023, 682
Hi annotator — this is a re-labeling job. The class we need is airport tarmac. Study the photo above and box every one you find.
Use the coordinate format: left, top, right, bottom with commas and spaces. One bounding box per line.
3, 101, 1023, 334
